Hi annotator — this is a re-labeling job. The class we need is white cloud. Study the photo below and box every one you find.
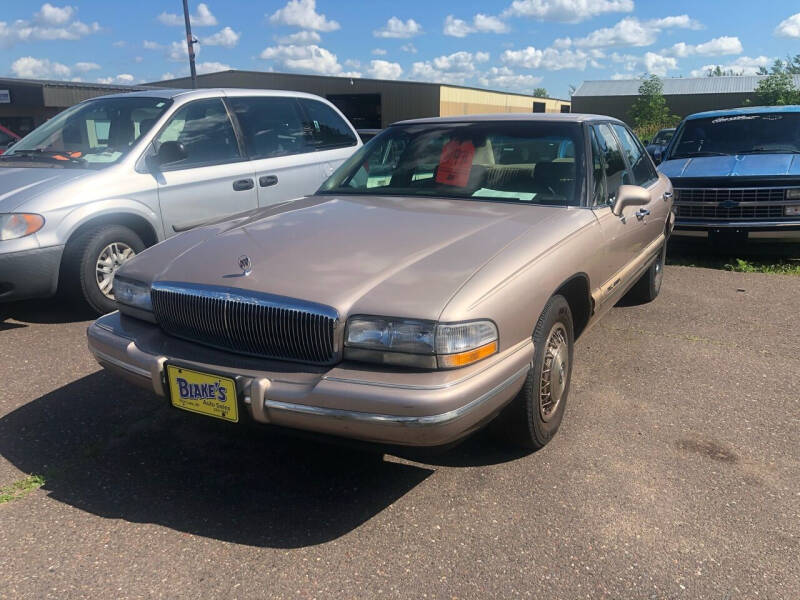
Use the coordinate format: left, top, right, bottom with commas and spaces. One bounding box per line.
276, 30, 321, 44
372, 48, 387, 56
112, 40, 126, 47
196, 61, 230, 74
667, 36, 742, 58
444, 14, 509, 37
775, 12, 800, 38
143, 40, 162, 50
478, 66, 542, 92
260, 43, 359, 76
269, 0, 339, 32
11, 56, 71, 79
0, 3, 101, 48
374, 17, 422, 38
167, 40, 200, 62
96, 73, 135, 84
610, 72, 637, 80
568, 15, 702, 48
689, 55, 772, 77
158, 2, 217, 26
411, 51, 490, 84
401, 42, 418, 54
73, 61, 100, 73
160, 71, 178, 80
502, 0, 633, 23
201, 26, 240, 48
501, 46, 601, 70
35, 3, 75, 26
366, 60, 403, 80
641, 52, 677, 76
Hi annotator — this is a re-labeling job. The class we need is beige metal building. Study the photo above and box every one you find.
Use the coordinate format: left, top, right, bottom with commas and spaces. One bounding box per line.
150, 70, 570, 129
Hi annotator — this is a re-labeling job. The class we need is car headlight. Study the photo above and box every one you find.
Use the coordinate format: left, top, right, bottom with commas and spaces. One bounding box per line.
344, 316, 498, 369
0, 213, 44, 241
113, 277, 152, 311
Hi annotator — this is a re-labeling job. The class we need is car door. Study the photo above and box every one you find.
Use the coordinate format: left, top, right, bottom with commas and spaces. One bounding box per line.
589, 123, 645, 303
296, 97, 360, 182
153, 97, 257, 235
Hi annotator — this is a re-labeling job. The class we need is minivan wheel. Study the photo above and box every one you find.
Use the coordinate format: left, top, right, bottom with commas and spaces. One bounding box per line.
623, 242, 666, 305
493, 294, 574, 451
61, 224, 145, 315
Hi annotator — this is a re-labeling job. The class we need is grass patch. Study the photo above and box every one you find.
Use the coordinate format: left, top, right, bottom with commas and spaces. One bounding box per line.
667, 255, 800, 275
0, 475, 45, 504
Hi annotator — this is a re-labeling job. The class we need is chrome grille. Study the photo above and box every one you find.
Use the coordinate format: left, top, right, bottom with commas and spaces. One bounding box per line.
675, 187, 798, 221
151, 282, 339, 364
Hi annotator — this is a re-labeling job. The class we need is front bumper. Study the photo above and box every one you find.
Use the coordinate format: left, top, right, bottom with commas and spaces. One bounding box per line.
674, 220, 800, 240
0, 245, 63, 301
87, 312, 533, 447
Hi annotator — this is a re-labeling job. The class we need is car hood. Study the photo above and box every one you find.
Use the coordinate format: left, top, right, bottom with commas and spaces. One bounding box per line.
0, 166, 97, 212
121, 194, 567, 321
659, 153, 800, 179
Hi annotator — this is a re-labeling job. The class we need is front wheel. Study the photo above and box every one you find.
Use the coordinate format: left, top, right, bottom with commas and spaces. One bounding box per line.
494, 294, 574, 451
623, 242, 666, 305
61, 224, 145, 315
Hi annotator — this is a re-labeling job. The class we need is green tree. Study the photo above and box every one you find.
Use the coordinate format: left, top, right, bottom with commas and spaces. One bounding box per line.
754, 56, 800, 105
706, 65, 741, 77
629, 75, 677, 133
533, 87, 549, 98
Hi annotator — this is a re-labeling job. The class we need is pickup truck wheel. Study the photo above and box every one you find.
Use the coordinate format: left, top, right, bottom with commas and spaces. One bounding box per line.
623, 242, 666, 305
494, 294, 574, 451
61, 224, 144, 315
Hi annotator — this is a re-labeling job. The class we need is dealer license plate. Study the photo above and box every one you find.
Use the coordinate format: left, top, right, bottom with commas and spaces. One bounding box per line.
166, 365, 238, 423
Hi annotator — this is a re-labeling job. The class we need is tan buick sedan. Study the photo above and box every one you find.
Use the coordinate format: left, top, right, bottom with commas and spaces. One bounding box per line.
87, 114, 673, 450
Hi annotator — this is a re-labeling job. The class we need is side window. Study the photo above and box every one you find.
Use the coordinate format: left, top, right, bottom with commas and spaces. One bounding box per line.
228, 96, 310, 159
154, 98, 241, 169
590, 128, 606, 207
298, 99, 358, 150
595, 124, 628, 204
611, 123, 658, 187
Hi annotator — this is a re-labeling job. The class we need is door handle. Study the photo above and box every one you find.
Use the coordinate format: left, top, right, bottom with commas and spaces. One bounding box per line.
232, 178, 254, 191
635, 208, 651, 221
259, 175, 278, 188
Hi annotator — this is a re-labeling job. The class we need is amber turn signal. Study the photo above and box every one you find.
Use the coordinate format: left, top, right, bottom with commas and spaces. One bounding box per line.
437, 340, 498, 369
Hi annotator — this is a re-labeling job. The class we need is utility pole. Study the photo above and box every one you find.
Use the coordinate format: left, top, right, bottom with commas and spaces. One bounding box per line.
182, 0, 197, 88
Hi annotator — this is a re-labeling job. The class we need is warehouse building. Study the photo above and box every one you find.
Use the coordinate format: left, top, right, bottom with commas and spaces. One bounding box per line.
150, 70, 570, 129
572, 75, 800, 123
0, 77, 147, 137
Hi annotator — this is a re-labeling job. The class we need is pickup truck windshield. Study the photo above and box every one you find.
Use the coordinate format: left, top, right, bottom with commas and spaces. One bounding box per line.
320, 121, 584, 206
1, 96, 173, 169
669, 112, 800, 158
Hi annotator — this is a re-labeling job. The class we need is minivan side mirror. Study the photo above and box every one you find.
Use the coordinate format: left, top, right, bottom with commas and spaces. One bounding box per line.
612, 185, 650, 217
155, 141, 187, 166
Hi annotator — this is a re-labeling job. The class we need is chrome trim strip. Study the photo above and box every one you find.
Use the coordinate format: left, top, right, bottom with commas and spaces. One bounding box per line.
674, 185, 800, 191
676, 200, 800, 207
322, 339, 533, 390
676, 220, 800, 228
265, 365, 530, 427
92, 348, 151, 379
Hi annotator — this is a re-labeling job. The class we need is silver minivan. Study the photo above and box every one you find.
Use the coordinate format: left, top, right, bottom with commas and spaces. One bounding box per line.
0, 88, 361, 313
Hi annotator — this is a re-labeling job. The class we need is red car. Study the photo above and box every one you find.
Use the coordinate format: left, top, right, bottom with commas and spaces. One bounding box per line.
0, 125, 20, 154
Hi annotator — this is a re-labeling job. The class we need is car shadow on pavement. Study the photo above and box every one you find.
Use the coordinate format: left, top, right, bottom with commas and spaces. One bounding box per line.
0, 297, 94, 325
0, 372, 433, 548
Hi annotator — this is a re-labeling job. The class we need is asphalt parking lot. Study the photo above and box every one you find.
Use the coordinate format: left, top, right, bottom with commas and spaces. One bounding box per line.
0, 265, 798, 600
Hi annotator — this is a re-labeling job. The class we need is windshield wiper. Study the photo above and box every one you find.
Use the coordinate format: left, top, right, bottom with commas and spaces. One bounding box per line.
673, 151, 729, 158
735, 147, 800, 155
1, 149, 86, 165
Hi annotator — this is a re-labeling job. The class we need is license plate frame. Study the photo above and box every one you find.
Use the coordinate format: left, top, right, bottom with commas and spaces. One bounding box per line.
165, 364, 239, 423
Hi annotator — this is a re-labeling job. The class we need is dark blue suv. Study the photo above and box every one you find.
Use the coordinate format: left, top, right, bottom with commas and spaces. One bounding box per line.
658, 106, 800, 244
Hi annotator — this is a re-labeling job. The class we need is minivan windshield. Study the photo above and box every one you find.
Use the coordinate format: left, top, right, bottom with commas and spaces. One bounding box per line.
1, 96, 173, 168
669, 112, 800, 159
319, 121, 584, 206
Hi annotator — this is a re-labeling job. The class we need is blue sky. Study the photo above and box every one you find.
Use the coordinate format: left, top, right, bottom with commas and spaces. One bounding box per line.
2, 0, 800, 98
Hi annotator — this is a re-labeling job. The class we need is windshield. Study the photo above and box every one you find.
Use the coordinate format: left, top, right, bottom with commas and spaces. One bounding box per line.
2, 96, 172, 168
669, 112, 800, 159
652, 129, 674, 145
319, 121, 585, 206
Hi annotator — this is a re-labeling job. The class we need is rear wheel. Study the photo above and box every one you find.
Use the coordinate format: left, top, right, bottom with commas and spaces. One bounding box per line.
494, 295, 574, 451
623, 242, 666, 305
61, 224, 144, 315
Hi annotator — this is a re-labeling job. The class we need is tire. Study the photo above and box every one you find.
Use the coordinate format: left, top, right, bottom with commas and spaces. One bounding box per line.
61, 224, 145, 315
494, 294, 574, 451
623, 242, 666, 305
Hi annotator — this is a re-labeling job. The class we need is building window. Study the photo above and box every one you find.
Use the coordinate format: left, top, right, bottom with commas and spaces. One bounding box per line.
560, 105, 571, 113
533, 102, 546, 113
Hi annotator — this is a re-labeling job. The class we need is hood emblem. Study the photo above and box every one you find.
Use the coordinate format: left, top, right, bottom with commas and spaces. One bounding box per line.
238, 255, 253, 276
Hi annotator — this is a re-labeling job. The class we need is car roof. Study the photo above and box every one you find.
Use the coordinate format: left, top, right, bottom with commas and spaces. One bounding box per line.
85, 88, 332, 102
392, 113, 624, 126
685, 105, 800, 120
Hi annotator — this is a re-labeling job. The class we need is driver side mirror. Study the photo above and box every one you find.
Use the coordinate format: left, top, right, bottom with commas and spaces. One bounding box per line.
652, 149, 663, 165
154, 140, 187, 166
642, 138, 649, 145
612, 185, 650, 217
